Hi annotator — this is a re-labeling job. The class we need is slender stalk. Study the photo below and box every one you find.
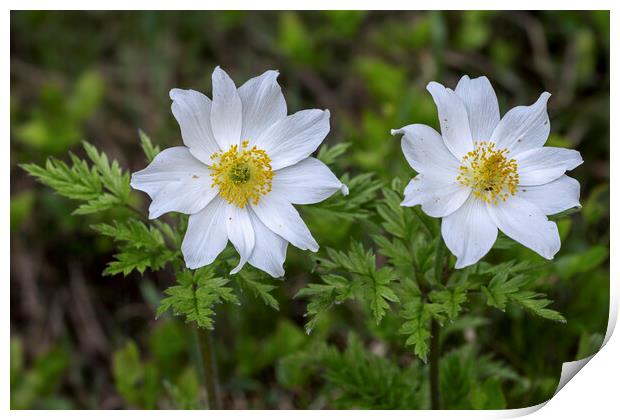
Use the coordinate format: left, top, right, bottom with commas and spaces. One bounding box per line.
429, 237, 446, 410
193, 327, 221, 409
429, 319, 441, 410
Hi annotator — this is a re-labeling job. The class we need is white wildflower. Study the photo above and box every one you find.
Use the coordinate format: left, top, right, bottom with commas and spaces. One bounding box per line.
392, 75, 582, 268
132, 67, 347, 277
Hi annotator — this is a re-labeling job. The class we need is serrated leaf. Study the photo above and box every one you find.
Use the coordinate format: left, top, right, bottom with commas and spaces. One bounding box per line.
157, 268, 238, 329
21, 157, 102, 202
509, 291, 566, 323
301, 243, 399, 327
367, 266, 400, 323
429, 285, 468, 320
399, 298, 432, 362
104, 244, 176, 277
73, 193, 120, 215
138, 130, 160, 162
481, 272, 529, 310
93, 219, 177, 277
235, 271, 280, 310
296, 273, 355, 334
306, 173, 382, 221
480, 262, 566, 322
92, 220, 165, 249
82, 141, 131, 202
23, 142, 133, 216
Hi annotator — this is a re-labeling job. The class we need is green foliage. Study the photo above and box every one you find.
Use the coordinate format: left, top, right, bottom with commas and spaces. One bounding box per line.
316, 141, 351, 166
306, 172, 382, 222
373, 180, 437, 280
234, 266, 280, 310
22, 152, 103, 203
297, 242, 399, 333
10, 337, 71, 409
14, 71, 104, 154
456, 11, 494, 51
429, 285, 469, 321
479, 262, 566, 323
92, 220, 178, 276
157, 267, 239, 330
399, 280, 473, 361
22, 131, 284, 336
278, 334, 426, 409
112, 326, 201, 410
439, 345, 518, 409
22, 141, 131, 215
295, 273, 355, 334
278, 12, 317, 66
139, 129, 161, 162
163, 367, 201, 409
236, 319, 310, 378
556, 245, 609, 280
81, 141, 131, 204
399, 296, 433, 362
575, 332, 604, 359
301, 180, 568, 367
113, 341, 158, 409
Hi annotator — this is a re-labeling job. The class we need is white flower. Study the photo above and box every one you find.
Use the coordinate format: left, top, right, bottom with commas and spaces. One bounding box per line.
392, 75, 583, 269
131, 67, 347, 277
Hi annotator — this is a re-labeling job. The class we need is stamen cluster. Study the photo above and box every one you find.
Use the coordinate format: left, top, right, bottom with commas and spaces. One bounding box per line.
457, 141, 519, 204
210, 140, 273, 208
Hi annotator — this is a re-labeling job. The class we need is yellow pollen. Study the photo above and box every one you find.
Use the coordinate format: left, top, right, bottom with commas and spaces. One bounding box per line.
209, 140, 273, 208
456, 141, 519, 205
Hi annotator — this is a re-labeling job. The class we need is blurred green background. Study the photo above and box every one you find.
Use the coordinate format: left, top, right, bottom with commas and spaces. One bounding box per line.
10, 11, 609, 409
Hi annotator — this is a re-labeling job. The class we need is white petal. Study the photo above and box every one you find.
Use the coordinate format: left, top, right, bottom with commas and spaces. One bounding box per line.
251, 193, 318, 252
210, 67, 242, 150
487, 196, 561, 260
491, 92, 551, 155
518, 175, 581, 215
441, 196, 498, 269
255, 109, 330, 171
426, 81, 474, 159
402, 174, 470, 218
238, 70, 287, 145
247, 209, 288, 278
130, 147, 217, 219
515, 147, 583, 186
455, 75, 500, 142
272, 158, 345, 205
182, 197, 228, 269
169, 88, 219, 165
225, 205, 255, 274
391, 124, 460, 178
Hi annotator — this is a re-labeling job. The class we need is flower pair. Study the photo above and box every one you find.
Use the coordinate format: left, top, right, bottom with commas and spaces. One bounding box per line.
132, 68, 582, 277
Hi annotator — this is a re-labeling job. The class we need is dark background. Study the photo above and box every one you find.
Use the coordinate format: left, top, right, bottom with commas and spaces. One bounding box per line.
11, 11, 609, 409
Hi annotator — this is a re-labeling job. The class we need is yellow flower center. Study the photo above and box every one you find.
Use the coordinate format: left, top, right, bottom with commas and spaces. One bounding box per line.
456, 141, 519, 204
209, 140, 273, 208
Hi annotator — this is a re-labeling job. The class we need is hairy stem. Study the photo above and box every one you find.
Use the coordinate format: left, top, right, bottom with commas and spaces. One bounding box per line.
193, 327, 221, 409
430, 318, 441, 409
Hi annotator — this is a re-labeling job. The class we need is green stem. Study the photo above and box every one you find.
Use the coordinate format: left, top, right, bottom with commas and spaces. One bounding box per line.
433, 237, 445, 283
193, 327, 221, 409
429, 237, 447, 410
430, 318, 441, 410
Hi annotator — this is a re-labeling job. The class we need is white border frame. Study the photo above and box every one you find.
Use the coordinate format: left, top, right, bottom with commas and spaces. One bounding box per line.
4, 3, 616, 418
